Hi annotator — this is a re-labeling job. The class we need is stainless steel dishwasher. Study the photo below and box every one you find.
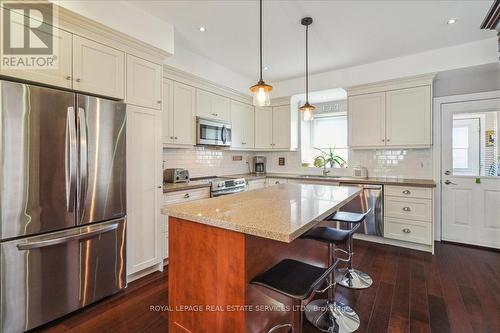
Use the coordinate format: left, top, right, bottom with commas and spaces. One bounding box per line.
339, 183, 383, 236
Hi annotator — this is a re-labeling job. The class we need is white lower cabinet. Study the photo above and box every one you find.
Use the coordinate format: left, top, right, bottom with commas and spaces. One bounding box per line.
265, 178, 288, 186
384, 185, 433, 246
162, 187, 210, 259
247, 179, 266, 191
126, 105, 163, 275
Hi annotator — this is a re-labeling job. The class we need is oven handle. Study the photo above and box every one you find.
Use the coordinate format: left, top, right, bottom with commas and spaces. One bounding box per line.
211, 186, 246, 197
16, 223, 119, 251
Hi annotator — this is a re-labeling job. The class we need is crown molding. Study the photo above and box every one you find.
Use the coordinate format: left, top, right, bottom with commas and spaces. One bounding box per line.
347, 73, 436, 96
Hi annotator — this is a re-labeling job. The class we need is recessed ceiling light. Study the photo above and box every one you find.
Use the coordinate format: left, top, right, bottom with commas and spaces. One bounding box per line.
264, 66, 269, 71
447, 18, 457, 25
199, 26, 207, 32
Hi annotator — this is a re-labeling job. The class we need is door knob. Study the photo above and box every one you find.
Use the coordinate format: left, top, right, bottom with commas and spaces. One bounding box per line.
444, 180, 457, 185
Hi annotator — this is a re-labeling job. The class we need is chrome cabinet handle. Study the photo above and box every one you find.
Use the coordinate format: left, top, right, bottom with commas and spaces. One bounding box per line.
275, 181, 280, 184
444, 170, 451, 175
402, 228, 411, 234
211, 113, 218, 117
402, 190, 411, 195
184, 193, 190, 198
445, 180, 457, 185
386, 139, 391, 142
402, 207, 411, 212
382, 139, 385, 142
170, 136, 174, 139
174, 136, 178, 139
75, 78, 81, 82
65, 75, 72, 80
157, 100, 161, 104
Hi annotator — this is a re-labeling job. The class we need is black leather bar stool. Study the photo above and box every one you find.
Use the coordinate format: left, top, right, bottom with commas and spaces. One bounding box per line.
250, 258, 337, 333
300, 226, 360, 333
327, 210, 373, 289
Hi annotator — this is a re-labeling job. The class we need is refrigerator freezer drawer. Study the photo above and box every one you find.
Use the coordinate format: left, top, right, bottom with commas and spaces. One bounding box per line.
0, 219, 127, 333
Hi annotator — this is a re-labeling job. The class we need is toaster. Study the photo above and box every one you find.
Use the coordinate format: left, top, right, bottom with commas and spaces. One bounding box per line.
352, 166, 368, 178
164, 168, 190, 183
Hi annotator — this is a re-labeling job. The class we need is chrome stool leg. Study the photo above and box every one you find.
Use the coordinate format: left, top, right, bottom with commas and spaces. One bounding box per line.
305, 243, 360, 333
337, 223, 373, 289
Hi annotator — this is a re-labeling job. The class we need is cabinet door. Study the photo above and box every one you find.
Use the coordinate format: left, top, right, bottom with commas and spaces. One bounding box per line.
272, 105, 291, 149
386, 86, 431, 146
230, 100, 254, 148
73, 35, 125, 99
0, 11, 73, 89
126, 106, 162, 274
162, 79, 174, 144
348, 92, 386, 148
196, 90, 230, 121
126, 55, 162, 109
255, 107, 273, 149
173, 82, 195, 145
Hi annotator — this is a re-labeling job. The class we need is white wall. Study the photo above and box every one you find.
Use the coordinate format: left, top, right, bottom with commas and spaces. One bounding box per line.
164, 44, 252, 94
52, 0, 174, 55
271, 38, 499, 98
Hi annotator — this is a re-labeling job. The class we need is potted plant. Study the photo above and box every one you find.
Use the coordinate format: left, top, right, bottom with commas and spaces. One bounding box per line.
313, 147, 348, 168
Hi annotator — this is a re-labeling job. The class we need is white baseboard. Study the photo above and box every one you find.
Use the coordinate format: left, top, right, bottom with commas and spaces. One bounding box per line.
126, 263, 163, 283
353, 233, 434, 254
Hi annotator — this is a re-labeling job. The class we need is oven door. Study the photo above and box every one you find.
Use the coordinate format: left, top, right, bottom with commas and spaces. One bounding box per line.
197, 118, 232, 146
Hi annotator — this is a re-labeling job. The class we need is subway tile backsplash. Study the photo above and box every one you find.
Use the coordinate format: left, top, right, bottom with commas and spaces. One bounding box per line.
163, 147, 433, 180
163, 147, 252, 178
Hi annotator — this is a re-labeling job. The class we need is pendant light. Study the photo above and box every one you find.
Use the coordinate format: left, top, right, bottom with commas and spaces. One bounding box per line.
249, 0, 272, 106
299, 17, 315, 121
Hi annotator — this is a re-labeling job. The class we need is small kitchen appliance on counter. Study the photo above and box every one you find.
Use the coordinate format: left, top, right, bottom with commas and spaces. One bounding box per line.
352, 166, 368, 178
164, 168, 190, 183
252, 156, 267, 174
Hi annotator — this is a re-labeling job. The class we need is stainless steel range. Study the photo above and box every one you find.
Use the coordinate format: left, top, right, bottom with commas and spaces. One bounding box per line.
191, 176, 247, 197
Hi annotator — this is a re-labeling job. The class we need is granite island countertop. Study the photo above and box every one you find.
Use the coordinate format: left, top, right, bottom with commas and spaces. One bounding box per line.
161, 183, 361, 243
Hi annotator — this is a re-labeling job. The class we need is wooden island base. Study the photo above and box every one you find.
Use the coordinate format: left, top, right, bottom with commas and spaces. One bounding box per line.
168, 217, 328, 333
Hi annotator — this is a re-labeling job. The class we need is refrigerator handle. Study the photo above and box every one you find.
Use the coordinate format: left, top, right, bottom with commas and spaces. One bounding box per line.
65, 107, 77, 212
78, 107, 88, 219
16, 222, 119, 250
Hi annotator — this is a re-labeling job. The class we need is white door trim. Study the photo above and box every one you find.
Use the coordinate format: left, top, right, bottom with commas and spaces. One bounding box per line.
432, 90, 500, 241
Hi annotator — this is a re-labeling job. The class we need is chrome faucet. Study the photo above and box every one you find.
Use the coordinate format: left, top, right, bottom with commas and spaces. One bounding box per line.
317, 156, 330, 176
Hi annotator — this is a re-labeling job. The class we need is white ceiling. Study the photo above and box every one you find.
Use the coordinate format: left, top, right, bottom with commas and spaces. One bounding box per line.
131, 0, 495, 82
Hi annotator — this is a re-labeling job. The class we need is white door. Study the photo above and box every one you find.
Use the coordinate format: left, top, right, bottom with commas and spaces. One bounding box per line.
162, 78, 174, 144
126, 55, 162, 109
173, 82, 195, 145
272, 105, 291, 149
126, 106, 163, 274
386, 86, 431, 146
73, 35, 125, 99
348, 92, 386, 147
0, 11, 73, 89
441, 98, 500, 249
255, 106, 273, 149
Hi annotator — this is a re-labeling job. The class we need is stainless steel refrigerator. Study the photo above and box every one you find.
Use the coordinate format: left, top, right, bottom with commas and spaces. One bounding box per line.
0, 80, 127, 333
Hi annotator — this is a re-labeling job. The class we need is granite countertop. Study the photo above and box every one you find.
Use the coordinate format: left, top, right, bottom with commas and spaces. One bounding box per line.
161, 183, 362, 243
227, 173, 436, 188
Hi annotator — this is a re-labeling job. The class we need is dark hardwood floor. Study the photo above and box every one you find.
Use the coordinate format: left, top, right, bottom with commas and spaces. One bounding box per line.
34, 240, 500, 333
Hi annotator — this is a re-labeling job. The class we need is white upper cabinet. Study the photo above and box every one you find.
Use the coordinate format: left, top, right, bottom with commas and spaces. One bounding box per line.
347, 75, 434, 148
348, 92, 386, 147
196, 89, 230, 122
230, 100, 254, 149
0, 11, 73, 89
172, 81, 196, 145
255, 107, 273, 149
73, 35, 125, 99
272, 105, 291, 149
386, 86, 431, 146
126, 55, 162, 109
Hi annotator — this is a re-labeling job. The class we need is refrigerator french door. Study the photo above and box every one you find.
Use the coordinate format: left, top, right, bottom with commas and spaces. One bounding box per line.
0, 80, 127, 333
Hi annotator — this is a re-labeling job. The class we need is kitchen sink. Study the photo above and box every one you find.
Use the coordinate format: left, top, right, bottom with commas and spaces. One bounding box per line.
297, 174, 341, 179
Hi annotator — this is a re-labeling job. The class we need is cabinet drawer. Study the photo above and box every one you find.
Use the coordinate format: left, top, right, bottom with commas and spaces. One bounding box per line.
385, 196, 432, 222
164, 187, 210, 205
384, 185, 432, 199
384, 218, 432, 245
247, 179, 266, 191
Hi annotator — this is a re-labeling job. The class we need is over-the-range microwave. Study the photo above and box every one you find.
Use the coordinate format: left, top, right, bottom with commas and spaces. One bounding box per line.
196, 117, 232, 147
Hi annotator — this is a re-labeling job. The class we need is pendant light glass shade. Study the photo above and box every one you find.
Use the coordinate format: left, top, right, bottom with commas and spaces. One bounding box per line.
299, 17, 314, 120
250, 0, 272, 106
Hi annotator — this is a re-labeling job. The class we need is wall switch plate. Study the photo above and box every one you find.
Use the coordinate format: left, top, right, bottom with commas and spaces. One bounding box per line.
278, 157, 285, 166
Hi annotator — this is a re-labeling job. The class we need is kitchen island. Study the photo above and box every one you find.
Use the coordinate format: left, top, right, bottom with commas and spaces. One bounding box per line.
161, 183, 361, 333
